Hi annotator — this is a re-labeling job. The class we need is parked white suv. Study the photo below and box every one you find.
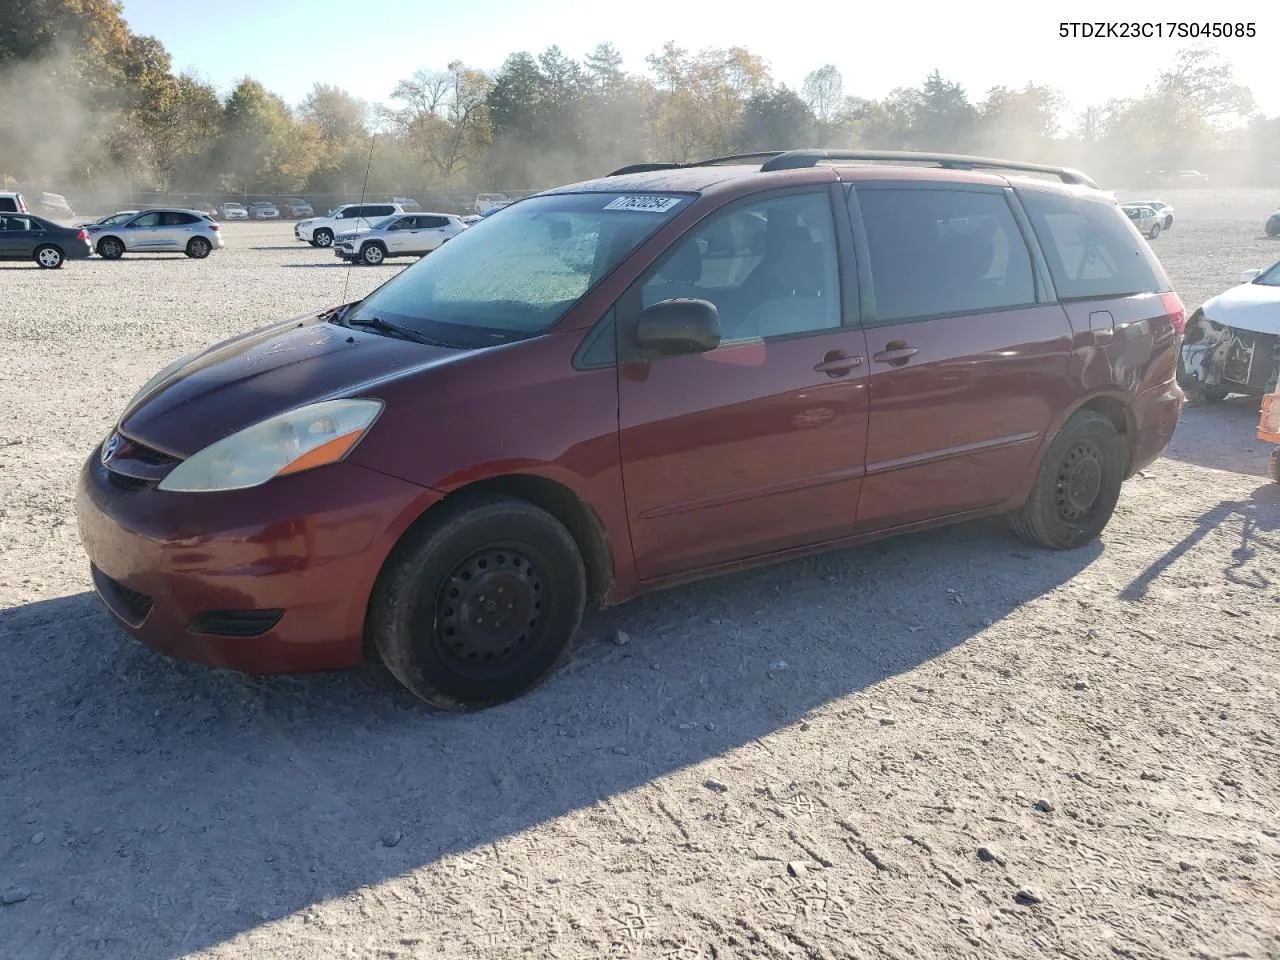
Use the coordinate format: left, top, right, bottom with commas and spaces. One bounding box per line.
295, 202, 402, 248
333, 212, 468, 264
0, 191, 29, 214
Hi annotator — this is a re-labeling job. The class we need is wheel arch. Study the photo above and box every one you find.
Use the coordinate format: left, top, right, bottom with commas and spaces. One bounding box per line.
1006, 391, 1137, 509
369, 472, 617, 621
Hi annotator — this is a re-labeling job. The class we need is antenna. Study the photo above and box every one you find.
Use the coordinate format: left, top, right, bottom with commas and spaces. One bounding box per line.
340, 133, 377, 309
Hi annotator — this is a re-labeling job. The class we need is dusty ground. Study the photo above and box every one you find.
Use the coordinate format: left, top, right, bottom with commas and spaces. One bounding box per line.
1, 190, 1278, 960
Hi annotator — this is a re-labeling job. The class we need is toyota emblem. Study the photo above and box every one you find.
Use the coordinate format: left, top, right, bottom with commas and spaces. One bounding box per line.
101, 432, 124, 463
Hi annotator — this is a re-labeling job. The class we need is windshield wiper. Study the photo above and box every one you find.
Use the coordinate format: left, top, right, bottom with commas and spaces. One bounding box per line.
342, 315, 442, 346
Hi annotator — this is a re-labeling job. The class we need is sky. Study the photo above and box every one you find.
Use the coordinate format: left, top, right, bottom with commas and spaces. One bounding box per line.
119, 0, 1279, 123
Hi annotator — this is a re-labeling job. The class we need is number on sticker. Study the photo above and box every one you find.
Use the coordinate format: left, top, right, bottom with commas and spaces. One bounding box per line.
603, 195, 682, 213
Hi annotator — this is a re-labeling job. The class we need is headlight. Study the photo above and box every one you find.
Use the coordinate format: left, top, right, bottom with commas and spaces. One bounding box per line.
157, 399, 383, 493
123, 349, 202, 418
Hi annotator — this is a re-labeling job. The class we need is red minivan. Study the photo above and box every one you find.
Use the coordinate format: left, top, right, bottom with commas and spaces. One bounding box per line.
77, 150, 1186, 710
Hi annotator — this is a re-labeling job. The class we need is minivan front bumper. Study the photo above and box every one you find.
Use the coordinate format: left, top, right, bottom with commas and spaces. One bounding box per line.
76, 446, 441, 674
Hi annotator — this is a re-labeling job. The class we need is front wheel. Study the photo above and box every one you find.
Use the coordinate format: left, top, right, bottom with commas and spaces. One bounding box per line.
360, 243, 385, 265
1148, 223, 1161, 240
1008, 410, 1128, 550
97, 237, 124, 259
368, 495, 587, 712
34, 245, 64, 269
186, 236, 211, 259
313, 228, 333, 248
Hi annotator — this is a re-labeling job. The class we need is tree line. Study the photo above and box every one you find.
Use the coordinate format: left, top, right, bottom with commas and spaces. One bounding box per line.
2, 0, 1276, 205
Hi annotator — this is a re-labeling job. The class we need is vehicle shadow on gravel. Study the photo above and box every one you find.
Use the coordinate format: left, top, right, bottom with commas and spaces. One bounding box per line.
0, 521, 1099, 959
1121, 482, 1279, 600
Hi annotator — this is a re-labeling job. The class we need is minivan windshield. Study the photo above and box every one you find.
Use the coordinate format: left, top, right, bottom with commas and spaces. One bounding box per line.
344, 191, 692, 346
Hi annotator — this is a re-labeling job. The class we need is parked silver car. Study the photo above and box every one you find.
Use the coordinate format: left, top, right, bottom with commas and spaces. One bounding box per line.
1121, 204, 1163, 240
86, 208, 224, 260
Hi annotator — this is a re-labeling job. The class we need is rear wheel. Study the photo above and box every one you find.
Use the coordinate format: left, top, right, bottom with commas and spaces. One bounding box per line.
1009, 410, 1128, 550
97, 236, 124, 259
313, 228, 334, 248
34, 245, 64, 269
1269, 449, 1280, 484
361, 242, 385, 265
368, 494, 587, 711
186, 236, 211, 259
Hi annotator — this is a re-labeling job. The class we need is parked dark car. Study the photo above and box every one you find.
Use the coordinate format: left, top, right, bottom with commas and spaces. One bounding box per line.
0, 212, 92, 268
77, 149, 1186, 711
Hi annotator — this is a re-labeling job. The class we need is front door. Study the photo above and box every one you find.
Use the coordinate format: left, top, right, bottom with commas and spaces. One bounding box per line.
848, 183, 1075, 532
617, 187, 870, 581
123, 211, 163, 251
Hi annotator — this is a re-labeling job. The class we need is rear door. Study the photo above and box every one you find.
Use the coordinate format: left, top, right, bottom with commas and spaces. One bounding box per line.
416, 214, 451, 251
848, 182, 1075, 532
616, 186, 871, 581
160, 211, 200, 249
0, 214, 36, 257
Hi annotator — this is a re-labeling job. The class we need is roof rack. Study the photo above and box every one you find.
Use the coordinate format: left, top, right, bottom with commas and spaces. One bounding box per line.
758, 149, 1098, 188
607, 152, 787, 177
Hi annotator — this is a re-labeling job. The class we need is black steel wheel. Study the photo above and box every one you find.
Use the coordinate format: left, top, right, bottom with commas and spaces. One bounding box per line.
369, 494, 587, 711
1009, 410, 1128, 550
97, 236, 124, 259
1054, 439, 1104, 523
431, 546, 547, 678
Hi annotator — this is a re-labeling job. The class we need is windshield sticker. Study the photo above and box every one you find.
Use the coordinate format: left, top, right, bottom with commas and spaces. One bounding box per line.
603, 195, 682, 213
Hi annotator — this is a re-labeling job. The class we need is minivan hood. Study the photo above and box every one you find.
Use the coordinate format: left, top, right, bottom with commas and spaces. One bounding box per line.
119, 312, 469, 457
1200, 281, 1280, 335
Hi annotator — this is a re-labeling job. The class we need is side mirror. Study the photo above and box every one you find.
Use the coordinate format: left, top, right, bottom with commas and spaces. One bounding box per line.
636, 298, 721, 356
1239, 268, 1261, 284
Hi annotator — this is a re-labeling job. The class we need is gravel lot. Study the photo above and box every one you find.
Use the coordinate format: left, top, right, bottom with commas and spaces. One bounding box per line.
2, 190, 1278, 960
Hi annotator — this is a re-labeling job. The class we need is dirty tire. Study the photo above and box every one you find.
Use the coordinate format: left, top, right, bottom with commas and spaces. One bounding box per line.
1009, 410, 1128, 550
313, 228, 334, 248
368, 494, 586, 712
97, 237, 124, 259
34, 245, 64, 269
186, 237, 211, 259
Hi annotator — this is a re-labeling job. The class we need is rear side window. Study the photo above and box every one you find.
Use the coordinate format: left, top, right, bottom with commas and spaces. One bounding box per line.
856, 187, 1036, 322
1018, 190, 1169, 299
0, 197, 17, 212
420, 215, 449, 228
161, 212, 199, 226
369, 205, 395, 217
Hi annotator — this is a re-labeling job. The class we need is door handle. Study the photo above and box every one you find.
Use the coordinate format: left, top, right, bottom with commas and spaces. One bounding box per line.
873, 341, 918, 365
813, 352, 863, 376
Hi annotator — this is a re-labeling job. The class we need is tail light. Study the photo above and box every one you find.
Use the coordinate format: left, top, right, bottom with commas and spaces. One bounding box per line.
1160, 291, 1186, 336
209, 223, 219, 230
76, 228, 88, 241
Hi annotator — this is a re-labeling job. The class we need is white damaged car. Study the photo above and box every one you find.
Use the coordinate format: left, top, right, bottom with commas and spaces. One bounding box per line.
1179, 258, 1280, 403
